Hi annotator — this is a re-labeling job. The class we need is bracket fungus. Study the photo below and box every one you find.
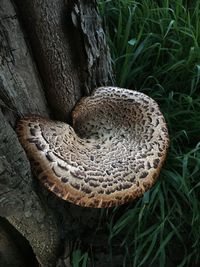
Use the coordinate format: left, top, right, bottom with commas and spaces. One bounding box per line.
17, 87, 169, 208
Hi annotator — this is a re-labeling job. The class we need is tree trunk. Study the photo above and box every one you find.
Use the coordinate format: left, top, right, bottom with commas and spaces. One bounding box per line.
0, 0, 113, 266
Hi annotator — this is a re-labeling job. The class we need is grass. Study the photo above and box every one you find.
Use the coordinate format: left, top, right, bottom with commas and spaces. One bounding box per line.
71, 249, 88, 267
72, 1, 200, 266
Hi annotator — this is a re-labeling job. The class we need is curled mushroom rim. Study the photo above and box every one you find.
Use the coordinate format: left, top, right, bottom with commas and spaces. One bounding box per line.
16, 87, 169, 208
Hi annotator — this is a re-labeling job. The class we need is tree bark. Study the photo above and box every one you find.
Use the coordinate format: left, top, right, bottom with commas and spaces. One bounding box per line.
0, 1, 60, 265
70, 0, 114, 94
13, 0, 82, 121
0, 0, 113, 266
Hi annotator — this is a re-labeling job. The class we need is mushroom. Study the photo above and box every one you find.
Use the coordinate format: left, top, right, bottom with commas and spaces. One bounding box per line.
17, 87, 169, 208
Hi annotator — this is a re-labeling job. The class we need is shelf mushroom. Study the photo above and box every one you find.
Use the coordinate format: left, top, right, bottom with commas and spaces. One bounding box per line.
17, 87, 169, 208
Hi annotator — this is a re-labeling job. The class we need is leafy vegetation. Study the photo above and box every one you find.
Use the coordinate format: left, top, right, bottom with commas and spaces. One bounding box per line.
72, 1, 200, 266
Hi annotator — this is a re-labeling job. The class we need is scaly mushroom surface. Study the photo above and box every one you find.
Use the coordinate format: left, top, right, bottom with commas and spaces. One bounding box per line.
17, 87, 169, 208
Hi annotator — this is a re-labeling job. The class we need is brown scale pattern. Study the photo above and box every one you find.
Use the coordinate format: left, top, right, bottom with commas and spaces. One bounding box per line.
16, 87, 169, 208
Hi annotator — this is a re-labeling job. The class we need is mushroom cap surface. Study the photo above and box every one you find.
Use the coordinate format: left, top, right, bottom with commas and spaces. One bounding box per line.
17, 87, 169, 208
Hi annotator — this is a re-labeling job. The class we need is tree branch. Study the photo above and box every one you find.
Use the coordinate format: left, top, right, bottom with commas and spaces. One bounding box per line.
13, 0, 83, 120
0, 109, 61, 266
0, 1, 61, 265
70, 0, 114, 94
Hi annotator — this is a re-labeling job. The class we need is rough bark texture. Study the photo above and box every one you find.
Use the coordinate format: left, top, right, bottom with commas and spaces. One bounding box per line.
0, 1, 60, 266
0, 0, 114, 265
13, 0, 83, 121
70, 0, 114, 94
0, 0, 49, 122
14, 0, 113, 120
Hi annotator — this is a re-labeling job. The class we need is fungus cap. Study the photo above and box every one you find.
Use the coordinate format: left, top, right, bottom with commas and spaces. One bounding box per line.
17, 87, 169, 208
